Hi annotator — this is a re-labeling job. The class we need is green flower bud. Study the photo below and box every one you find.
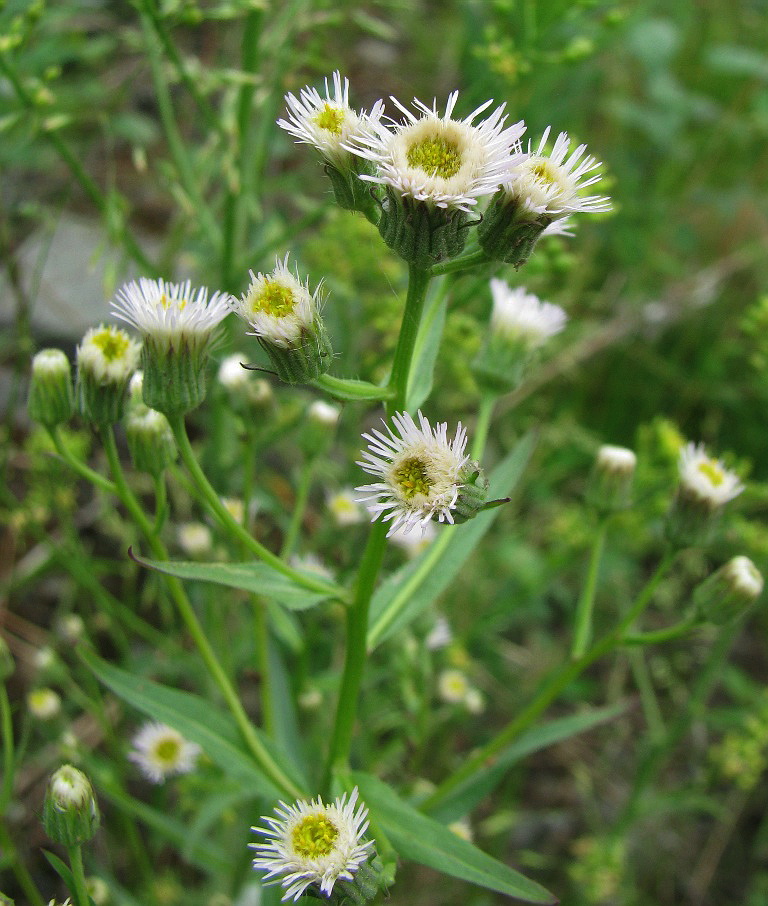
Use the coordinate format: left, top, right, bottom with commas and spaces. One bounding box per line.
43, 764, 100, 846
27, 349, 75, 427
586, 444, 637, 514
693, 556, 764, 625
125, 407, 177, 476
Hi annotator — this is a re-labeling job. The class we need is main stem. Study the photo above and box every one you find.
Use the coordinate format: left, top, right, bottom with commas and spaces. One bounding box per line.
387, 265, 431, 414
323, 264, 433, 790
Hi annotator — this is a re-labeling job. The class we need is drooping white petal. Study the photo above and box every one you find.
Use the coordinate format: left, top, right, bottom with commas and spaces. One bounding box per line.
678, 442, 744, 508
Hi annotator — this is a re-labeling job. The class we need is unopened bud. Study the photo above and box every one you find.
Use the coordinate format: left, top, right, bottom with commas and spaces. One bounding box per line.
125, 407, 177, 475
27, 349, 75, 427
586, 444, 637, 513
693, 556, 763, 625
300, 400, 341, 457
43, 764, 100, 846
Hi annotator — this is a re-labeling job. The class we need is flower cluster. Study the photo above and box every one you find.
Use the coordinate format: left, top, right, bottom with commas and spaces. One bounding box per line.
278, 73, 611, 267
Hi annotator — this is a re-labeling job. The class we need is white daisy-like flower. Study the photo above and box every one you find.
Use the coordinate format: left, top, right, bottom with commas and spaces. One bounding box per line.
177, 521, 213, 557
489, 278, 567, 347
27, 687, 62, 720
232, 255, 324, 348
347, 91, 526, 211
437, 667, 471, 704
678, 442, 744, 509
356, 410, 472, 536
76, 325, 141, 384
308, 400, 341, 427
277, 71, 384, 169
251, 787, 374, 902
327, 488, 365, 527
111, 278, 231, 340
502, 127, 611, 219
128, 721, 201, 784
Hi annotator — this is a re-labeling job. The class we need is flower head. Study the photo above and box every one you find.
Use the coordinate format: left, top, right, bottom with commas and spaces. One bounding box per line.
502, 127, 611, 219
348, 91, 525, 212
277, 71, 384, 169
489, 279, 567, 347
77, 325, 141, 385
327, 488, 366, 527
235, 255, 324, 349
356, 410, 476, 536
111, 278, 231, 340
129, 721, 201, 783
251, 787, 373, 901
28, 687, 62, 720
678, 442, 744, 509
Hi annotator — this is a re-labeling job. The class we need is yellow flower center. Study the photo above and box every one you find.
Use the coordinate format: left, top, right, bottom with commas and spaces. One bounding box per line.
92, 329, 130, 363
393, 456, 433, 501
698, 459, 725, 487
249, 280, 296, 318
158, 292, 187, 311
529, 157, 560, 187
291, 813, 339, 858
407, 136, 462, 178
313, 104, 345, 135
154, 737, 181, 765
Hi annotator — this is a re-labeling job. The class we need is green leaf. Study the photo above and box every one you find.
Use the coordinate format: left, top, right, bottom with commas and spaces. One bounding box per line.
81, 648, 307, 798
349, 773, 557, 904
131, 552, 330, 611
367, 433, 536, 648
42, 849, 76, 894
426, 703, 627, 823
405, 281, 448, 412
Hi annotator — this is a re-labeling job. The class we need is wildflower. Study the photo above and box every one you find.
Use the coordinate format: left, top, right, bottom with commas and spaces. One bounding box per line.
277, 71, 384, 216
218, 352, 275, 411
251, 787, 374, 901
666, 442, 744, 547
677, 442, 744, 510
177, 522, 213, 558
221, 497, 245, 524
111, 277, 231, 415
425, 615, 453, 650
694, 556, 764, 625
128, 721, 201, 784
448, 818, 474, 842
438, 668, 471, 704
43, 764, 100, 846
327, 488, 365, 527
232, 256, 333, 384
473, 279, 566, 394
27, 687, 61, 720
27, 348, 75, 427
356, 410, 487, 537
347, 91, 524, 267
479, 128, 610, 266
301, 400, 341, 457
76, 325, 141, 424
586, 444, 637, 513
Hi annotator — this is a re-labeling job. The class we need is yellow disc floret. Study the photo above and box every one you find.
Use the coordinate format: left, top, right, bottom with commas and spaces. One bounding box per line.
91, 327, 132, 363
249, 280, 297, 319
698, 459, 725, 487
407, 136, 463, 179
529, 157, 561, 187
392, 456, 433, 501
313, 104, 345, 136
154, 737, 181, 766
291, 813, 339, 859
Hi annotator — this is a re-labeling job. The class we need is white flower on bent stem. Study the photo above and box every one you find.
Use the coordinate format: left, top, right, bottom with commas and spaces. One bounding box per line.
678, 442, 744, 509
502, 127, 611, 220
251, 787, 374, 902
346, 91, 526, 212
356, 410, 472, 537
232, 255, 324, 349
129, 721, 201, 783
111, 278, 231, 345
277, 71, 384, 170
489, 278, 567, 348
